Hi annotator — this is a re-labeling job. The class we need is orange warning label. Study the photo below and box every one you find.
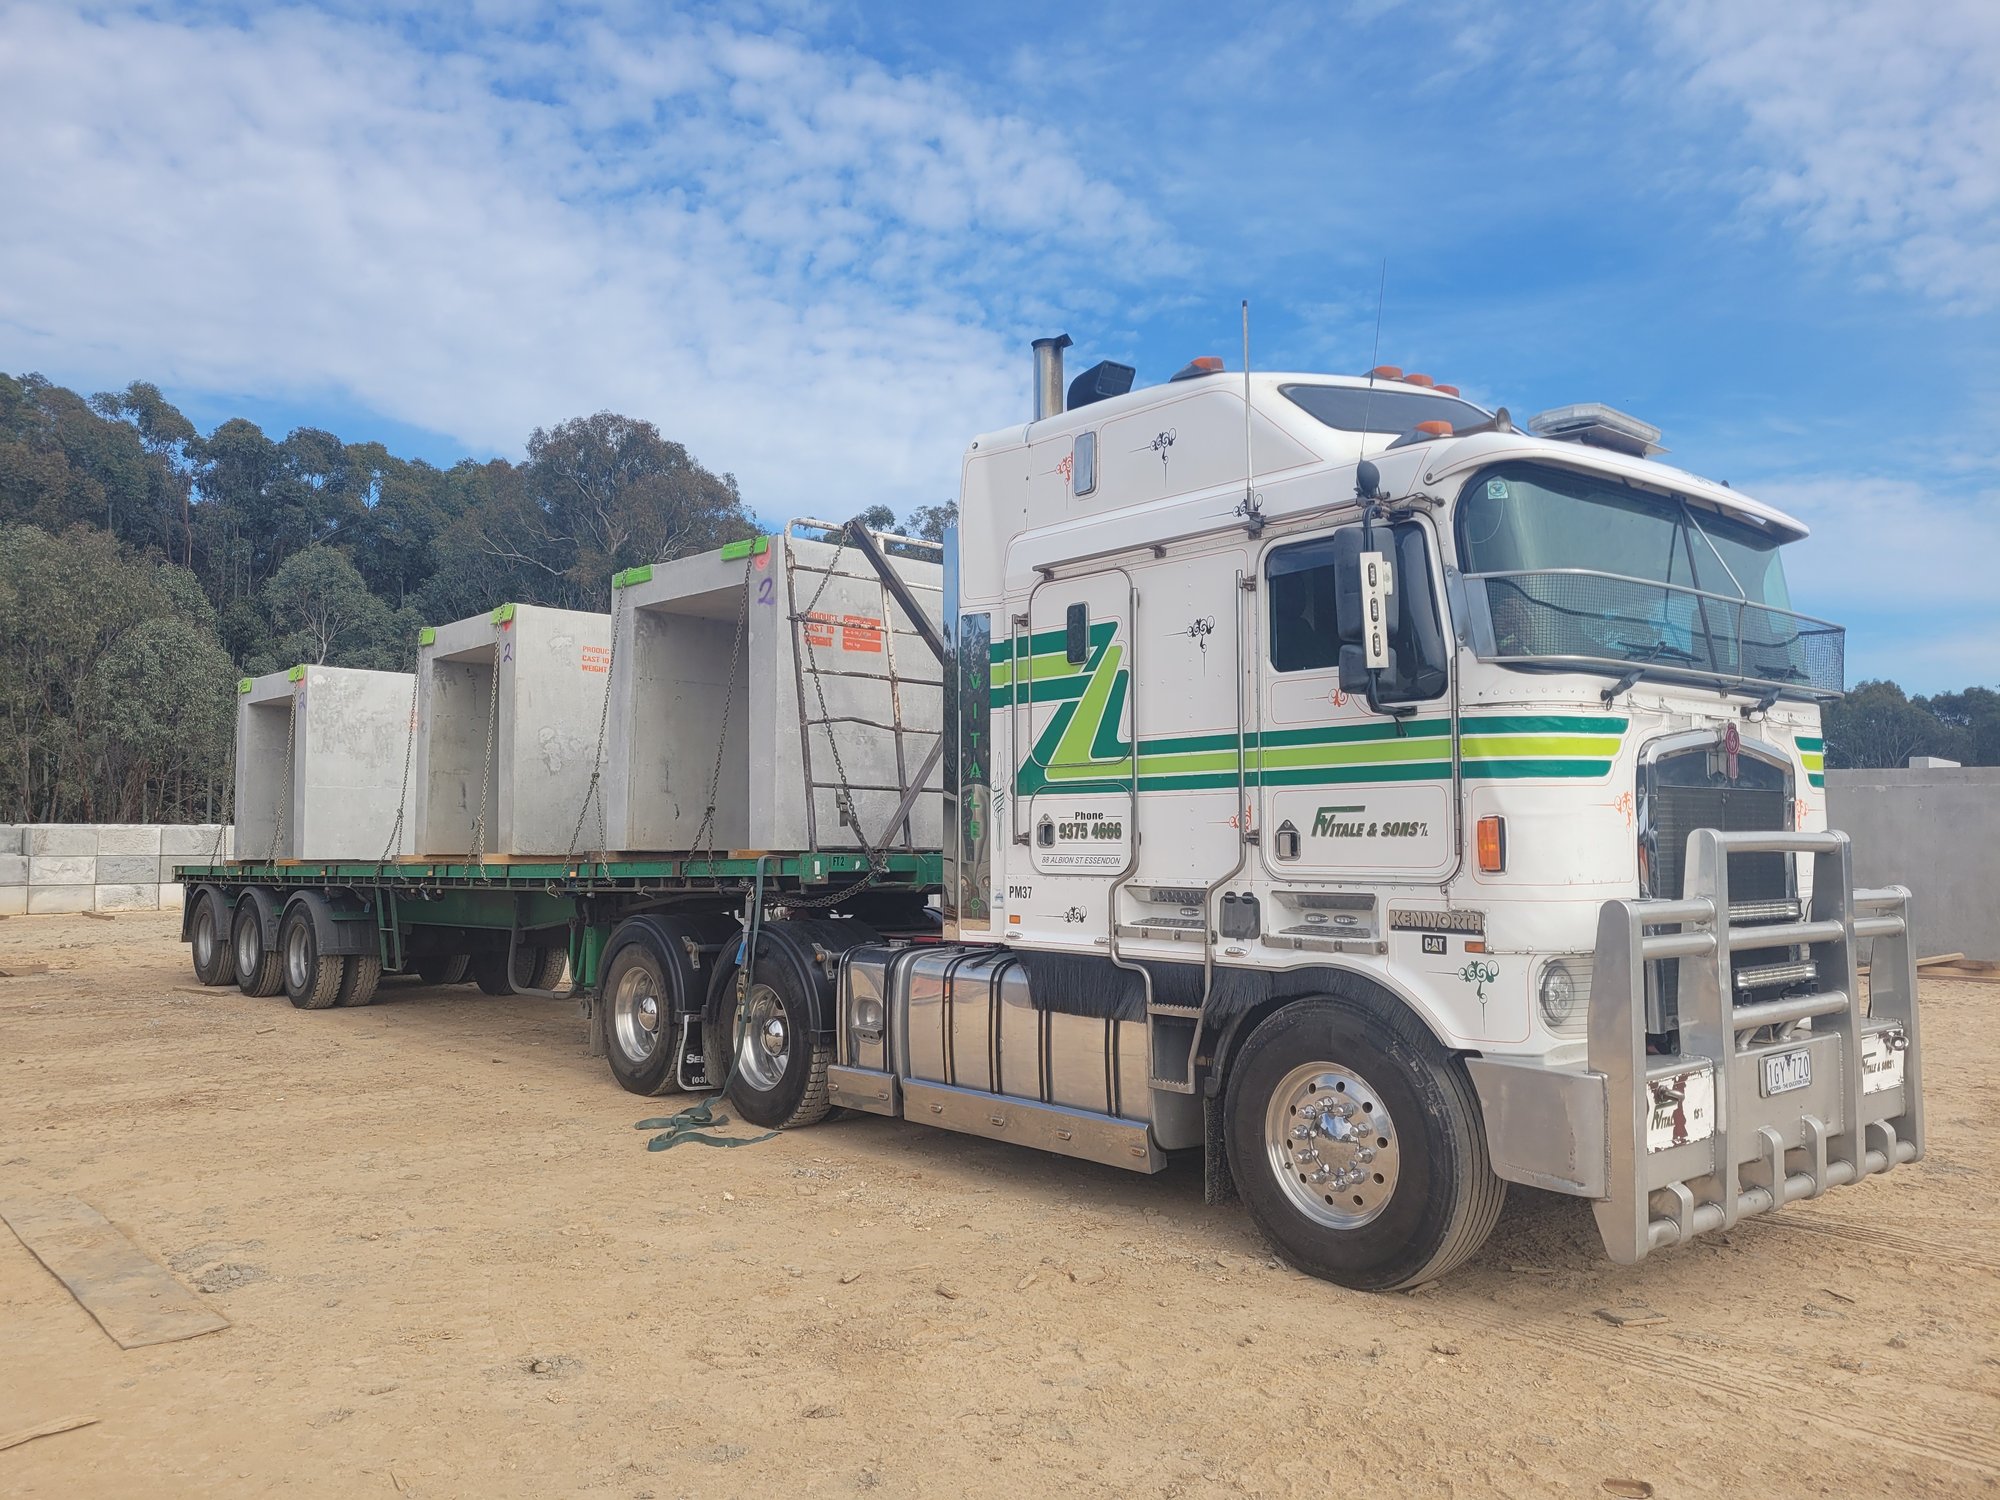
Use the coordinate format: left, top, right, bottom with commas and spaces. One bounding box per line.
581, 645, 611, 674
839, 614, 884, 653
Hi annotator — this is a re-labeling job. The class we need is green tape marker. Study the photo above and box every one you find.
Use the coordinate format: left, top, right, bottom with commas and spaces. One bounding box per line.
614, 563, 654, 590
418, 625, 436, 647
237, 677, 253, 694
719, 535, 771, 562
492, 602, 516, 625
287, 665, 306, 682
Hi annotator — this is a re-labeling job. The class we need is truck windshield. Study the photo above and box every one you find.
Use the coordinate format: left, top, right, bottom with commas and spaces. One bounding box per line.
1455, 462, 1844, 696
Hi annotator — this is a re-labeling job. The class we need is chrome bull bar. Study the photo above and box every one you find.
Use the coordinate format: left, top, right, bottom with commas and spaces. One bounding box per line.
1590, 827, 1923, 1263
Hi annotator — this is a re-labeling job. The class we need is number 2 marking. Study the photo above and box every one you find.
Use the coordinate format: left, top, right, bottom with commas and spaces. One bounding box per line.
757, 577, 774, 606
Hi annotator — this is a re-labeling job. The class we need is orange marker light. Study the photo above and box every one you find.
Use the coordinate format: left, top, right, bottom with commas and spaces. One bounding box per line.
1434, 383, 1461, 396
1403, 372, 1434, 387
1476, 815, 1506, 873
1190, 355, 1224, 372
1415, 420, 1453, 437
1368, 365, 1403, 380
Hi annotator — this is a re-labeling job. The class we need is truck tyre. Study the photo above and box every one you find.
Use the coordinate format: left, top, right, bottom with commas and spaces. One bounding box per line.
190, 893, 236, 987
602, 938, 678, 1096
280, 907, 346, 1010
1224, 994, 1506, 1291
338, 954, 382, 1007
471, 946, 565, 996
414, 953, 471, 985
711, 947, 832, 1131
233, 902, 283, 998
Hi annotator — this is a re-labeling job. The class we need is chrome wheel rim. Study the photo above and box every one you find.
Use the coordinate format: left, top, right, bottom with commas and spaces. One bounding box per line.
611, 965, 663, 1062
284, 922, 312, 993
193, 907, 217, 969
735, 982, 790, 1092
1264, 1062, 1401, 1229
235, 916, 260, 977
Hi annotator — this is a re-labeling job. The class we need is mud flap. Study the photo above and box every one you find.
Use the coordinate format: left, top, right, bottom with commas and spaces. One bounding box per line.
1203, 1091, 1237, 1205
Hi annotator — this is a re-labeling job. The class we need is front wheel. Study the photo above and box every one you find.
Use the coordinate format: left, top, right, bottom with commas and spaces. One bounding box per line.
1224, 995, 1505, 1291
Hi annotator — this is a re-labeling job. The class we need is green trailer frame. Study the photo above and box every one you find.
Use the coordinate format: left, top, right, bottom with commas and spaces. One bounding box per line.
175, 851, 943, 996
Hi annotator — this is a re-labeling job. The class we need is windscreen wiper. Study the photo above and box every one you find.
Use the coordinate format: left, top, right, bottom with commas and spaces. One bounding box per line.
1600, 640, 1699, 702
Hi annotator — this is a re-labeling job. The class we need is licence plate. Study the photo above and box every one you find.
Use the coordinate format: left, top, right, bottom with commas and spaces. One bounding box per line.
1762, 1048, 1812, 1097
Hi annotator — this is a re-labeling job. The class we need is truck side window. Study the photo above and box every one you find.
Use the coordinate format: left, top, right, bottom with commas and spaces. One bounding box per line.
1072, 431, 1097, 496
1065, 603, 1089, 663
1267, 523, 1449, 702
1267, 537, 1342, 672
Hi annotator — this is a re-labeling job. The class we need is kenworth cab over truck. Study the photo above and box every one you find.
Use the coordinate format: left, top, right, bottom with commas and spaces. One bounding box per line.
178, 335, 1922, 1291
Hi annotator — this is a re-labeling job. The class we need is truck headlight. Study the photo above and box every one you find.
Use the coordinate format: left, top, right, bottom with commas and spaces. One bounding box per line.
1538, 960, 1578, 1030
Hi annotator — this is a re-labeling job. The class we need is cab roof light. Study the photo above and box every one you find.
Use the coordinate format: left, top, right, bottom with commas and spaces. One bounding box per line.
1434, 383, 1461, 396
1402, 372, 1434, 387
1415, 420, 1453, 438
1367, 365, 1403, 380
1527, 402, 1666, 458
1477, 815, 1506, 873
1170, 356, 1225, 381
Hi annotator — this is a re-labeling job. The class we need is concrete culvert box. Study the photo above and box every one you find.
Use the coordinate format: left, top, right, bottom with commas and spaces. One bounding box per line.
411, 603, 614, 857
234, 666, 417, 861
604, 529, 943, 853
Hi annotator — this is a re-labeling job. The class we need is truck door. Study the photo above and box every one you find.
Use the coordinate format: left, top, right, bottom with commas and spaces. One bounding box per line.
1257, 520, 1454, 883
1014, 570, 1135, 893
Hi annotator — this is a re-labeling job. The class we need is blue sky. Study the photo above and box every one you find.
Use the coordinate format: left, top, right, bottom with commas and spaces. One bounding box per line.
1, 0, 1994, 691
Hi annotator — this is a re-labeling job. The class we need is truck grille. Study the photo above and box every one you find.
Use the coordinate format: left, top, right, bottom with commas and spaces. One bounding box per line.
1643, 744, 1794, 1034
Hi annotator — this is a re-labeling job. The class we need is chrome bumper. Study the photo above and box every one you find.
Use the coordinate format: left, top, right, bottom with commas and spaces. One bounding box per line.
1468, 828, 1923, 1264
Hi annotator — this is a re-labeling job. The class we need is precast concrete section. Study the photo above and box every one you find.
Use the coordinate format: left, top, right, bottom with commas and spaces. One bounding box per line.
604, 535, 942, 854
1826, 766, 2000, 961
411, 604, 613, 857
234, 666, 415, 861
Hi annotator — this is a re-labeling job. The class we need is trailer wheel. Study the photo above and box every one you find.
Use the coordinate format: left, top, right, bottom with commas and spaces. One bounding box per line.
190, 893, 236, 987
232, 902, 283, 997
471, 945, 565, 995
280, 908, 346, 1010
413, 954, 471, 986
714, 954, 831, 1131
1223, 994, 1505, 1291
338, 954, 382, 1007
602, 940, 679, 1095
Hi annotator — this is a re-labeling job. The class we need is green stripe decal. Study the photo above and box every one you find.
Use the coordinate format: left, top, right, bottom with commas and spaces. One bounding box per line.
997, 616, 1631, 793
1796, 736, 1824, 752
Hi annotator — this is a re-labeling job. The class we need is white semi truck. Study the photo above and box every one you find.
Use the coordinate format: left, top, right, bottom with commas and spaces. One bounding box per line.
821, 335, 1920, 1290
180, 335, 1922, 1291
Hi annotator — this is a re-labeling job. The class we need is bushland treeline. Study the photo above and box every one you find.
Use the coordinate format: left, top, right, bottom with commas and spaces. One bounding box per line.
0, 370, 949, 824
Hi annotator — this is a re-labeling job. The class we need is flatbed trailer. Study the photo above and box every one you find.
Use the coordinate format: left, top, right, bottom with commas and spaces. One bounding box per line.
175, 851, 942, 1105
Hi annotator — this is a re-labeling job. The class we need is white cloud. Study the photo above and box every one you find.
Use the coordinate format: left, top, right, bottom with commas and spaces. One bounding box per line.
1646, 0, 2000, 311
0, 3, 1166, 509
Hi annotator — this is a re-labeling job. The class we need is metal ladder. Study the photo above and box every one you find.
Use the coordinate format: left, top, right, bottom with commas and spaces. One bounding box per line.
781, 518, 944, 853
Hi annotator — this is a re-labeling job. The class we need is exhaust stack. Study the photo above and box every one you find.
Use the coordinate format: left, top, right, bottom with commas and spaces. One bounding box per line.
1032, 334, 1073, 421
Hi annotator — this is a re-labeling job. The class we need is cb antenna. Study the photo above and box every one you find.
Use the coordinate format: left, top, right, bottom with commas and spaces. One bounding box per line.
1241, 299, 1258, 521
1356, 259, 1387, 504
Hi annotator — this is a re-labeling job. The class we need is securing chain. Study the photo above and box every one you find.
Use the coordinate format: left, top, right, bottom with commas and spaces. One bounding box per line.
784, 524, 891, 910
564, 585, 624, 868
467, 648, 503, 868
796, 528, 882, 863
379, 666, 421, 865
692, 548, 756, 866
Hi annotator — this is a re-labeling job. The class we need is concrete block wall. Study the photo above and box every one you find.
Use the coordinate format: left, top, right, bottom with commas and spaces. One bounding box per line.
0, 824, 232, 915
1826, 768, 2000, 961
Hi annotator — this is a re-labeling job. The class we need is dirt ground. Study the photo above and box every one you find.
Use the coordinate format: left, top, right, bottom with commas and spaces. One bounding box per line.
1, 910, 1994, 1498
